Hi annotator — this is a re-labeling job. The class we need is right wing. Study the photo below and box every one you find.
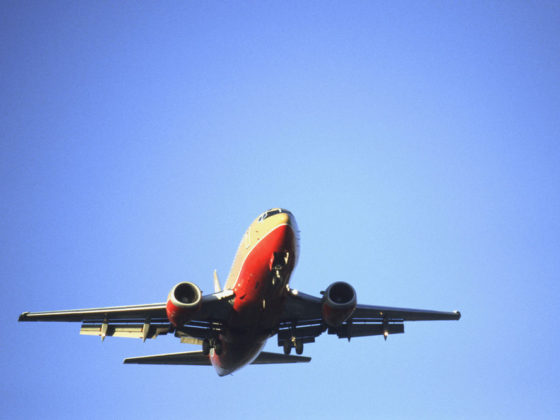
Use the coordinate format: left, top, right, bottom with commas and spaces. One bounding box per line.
18, 290, 234, 341
277, 289, 460, 345
279, 290, 461, 324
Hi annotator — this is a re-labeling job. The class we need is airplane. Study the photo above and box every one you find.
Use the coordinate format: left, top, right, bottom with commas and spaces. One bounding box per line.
19, 208, 461, 376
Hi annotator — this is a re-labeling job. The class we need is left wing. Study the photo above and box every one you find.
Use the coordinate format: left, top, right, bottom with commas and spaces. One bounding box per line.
277, 289, 460, 346
18, 290, 234, 341
18, 303, 169, 323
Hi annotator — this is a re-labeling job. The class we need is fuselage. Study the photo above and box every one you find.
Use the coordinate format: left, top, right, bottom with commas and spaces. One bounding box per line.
210, 208, 299, 375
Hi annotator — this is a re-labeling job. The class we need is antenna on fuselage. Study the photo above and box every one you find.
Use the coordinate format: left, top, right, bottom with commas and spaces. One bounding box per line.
213, 269, 222, 293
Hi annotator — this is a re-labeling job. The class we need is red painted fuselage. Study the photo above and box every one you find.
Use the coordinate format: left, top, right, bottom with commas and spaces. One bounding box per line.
210, 210, 298, 375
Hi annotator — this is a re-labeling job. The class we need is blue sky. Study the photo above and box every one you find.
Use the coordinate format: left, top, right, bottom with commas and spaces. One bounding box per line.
2, 2, 559, 419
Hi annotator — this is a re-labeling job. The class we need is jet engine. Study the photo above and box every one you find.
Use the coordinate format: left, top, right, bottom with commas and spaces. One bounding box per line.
321, 281, 357, 327
166, 282, 202, 327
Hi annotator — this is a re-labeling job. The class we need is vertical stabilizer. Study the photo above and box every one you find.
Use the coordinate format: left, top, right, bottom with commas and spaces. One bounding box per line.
213, 270, 222, 293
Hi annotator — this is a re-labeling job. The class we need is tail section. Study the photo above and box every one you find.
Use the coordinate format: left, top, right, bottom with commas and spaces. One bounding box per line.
213, 269, 222, 293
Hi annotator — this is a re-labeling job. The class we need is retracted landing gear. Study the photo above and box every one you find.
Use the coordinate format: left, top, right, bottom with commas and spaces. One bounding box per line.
214, 340, 223, 355
270, 251, 290, 286
282, 338, 304, 355
202, 338, 210, 355
202, 337, 223, 356
295, 339, 303, 355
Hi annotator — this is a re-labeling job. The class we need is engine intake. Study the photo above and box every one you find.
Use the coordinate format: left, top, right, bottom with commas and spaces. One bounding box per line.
166, 282, 202, 327
321, 281, 357, 327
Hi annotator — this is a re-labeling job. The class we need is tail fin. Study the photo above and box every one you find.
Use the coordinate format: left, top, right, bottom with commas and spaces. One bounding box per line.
213, 269, 222, 293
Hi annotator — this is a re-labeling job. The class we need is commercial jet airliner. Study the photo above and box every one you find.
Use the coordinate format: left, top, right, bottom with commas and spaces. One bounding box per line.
19, 209, 460, 376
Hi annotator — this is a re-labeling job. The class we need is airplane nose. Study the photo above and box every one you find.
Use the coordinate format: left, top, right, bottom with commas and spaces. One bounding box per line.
277, 212, 290, 225
276, 212, 297, 230
286, 213, 299, 235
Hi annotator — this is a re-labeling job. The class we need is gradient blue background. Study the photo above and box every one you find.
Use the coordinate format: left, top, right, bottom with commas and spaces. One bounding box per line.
2, 2, 559, 419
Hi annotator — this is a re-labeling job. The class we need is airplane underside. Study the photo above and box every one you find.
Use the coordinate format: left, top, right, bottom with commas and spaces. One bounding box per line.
19, 208, 460, 376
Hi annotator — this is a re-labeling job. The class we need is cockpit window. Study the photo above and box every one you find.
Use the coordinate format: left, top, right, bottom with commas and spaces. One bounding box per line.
258, 208, 289, 222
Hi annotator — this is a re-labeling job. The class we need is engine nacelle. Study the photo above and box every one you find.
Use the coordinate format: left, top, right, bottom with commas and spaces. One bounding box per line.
166, 282, 202, 327
321, 281, 357, 327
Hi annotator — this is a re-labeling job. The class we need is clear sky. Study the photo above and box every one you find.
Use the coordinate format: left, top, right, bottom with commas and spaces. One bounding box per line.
2, 2, 559, 419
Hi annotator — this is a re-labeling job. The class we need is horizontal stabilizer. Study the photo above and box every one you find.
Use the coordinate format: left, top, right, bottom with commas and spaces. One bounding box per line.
123, 351, 311, 366
251, 351, 311, 364
124, 351, 211, 365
